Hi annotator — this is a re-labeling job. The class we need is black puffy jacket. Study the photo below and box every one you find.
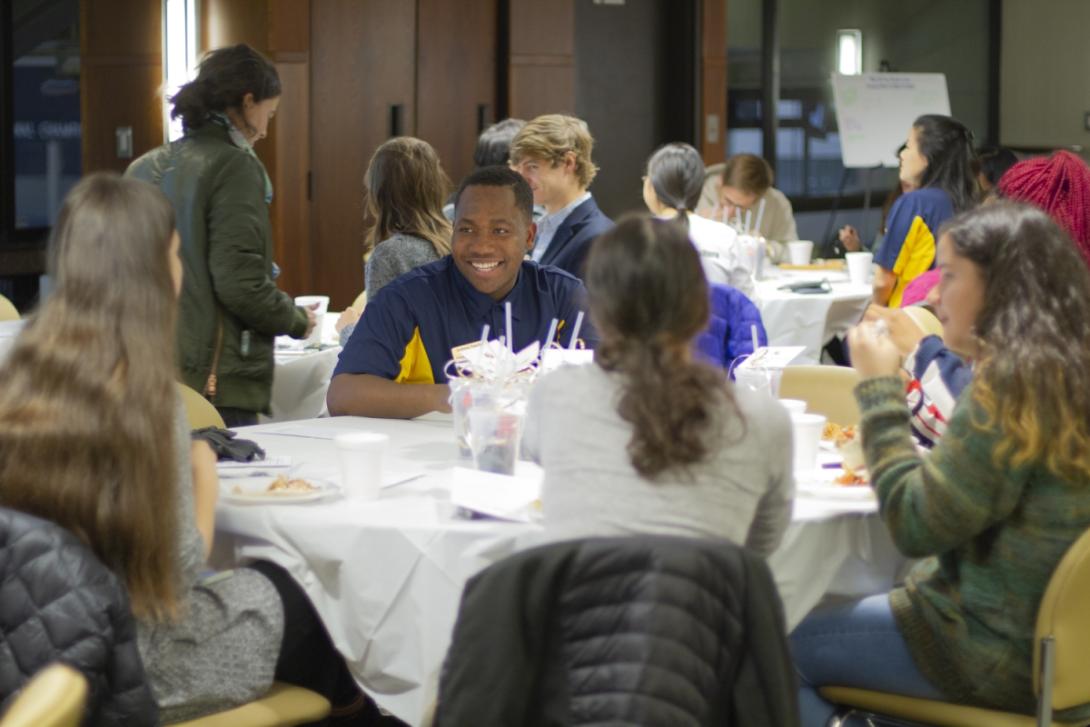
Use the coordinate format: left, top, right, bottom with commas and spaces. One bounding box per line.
436, 535, 799, 726
0, 507, 159, 725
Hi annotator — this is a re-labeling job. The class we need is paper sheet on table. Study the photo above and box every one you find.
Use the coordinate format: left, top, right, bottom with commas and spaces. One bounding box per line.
735, 345, 806, 370
217, 456, 294, 477
540, 347, 594, 373
450, 465, 543, 522
260, 423, 376, 440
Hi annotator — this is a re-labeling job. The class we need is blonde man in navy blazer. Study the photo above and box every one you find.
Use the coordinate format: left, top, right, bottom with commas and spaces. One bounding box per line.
510, 114, 614, 279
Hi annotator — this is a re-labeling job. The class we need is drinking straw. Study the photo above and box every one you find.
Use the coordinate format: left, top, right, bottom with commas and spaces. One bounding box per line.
505, 301, 513, 353
754, 198, 766, 236
479, 324, 490, 346
751, 324, 760, 354
568, 311, 585, 350
734, 208, 742, 230
544, 317, 558, 351
744, 209, 753, 235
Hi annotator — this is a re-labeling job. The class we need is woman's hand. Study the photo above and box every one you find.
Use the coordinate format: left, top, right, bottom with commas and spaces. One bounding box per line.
862, 304, 927, 357
335, 306, 361, 334
848, 321, 904, 379
302, 304, 319, 338
838, 225, 862, 252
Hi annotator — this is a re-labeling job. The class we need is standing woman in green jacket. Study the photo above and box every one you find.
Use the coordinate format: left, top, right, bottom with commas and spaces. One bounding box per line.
128, 43, 314, 426
792, 202, 1090, 726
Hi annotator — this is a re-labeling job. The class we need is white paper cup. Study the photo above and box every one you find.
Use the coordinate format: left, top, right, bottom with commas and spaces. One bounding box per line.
778, 398, 808, 415
334, 431, 388, 500
295, 295, 330, 348
787, 240, 814, 266
791, 412, 827, 472
846, 252, 874, 286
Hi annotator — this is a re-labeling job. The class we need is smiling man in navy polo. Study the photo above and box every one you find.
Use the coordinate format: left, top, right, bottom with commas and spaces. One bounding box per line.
327, 166, 595, 419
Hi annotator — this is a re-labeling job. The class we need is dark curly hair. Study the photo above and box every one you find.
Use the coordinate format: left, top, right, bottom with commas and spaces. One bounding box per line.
585, 214, 741, 478
170, 44, 281, 130
942, 202, 1090, 479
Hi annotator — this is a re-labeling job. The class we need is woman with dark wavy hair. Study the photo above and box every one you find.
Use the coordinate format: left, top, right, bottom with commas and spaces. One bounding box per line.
793, 202, 1090, 725
873, 113, 977, 307
522, 215, 793, 553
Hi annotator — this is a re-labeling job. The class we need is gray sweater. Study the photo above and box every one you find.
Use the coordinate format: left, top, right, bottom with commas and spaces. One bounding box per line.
523, 364, 794, 556
137, 407, 283, 722
340, 233, 442, 345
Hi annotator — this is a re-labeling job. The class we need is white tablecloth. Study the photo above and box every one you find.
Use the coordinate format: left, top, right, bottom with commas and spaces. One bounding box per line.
754, 268, 872, 364
212, 415, 904, 726
0, 319, 23, 361
266, 313, 344, 422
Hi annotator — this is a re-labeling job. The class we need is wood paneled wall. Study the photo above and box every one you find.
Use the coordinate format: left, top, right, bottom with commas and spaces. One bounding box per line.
80, 0, 163, 173
507, 0, 575, 118
417, 0, 499, 187
309, 0, 417, 308
702, 0, 728, 164
79, 0, 723, 305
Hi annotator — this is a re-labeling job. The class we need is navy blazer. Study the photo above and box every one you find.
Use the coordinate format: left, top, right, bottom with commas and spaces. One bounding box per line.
537, 196, 614, 279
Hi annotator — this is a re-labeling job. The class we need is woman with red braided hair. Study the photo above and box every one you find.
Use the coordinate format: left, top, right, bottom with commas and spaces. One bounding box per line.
998, 149, 1090, 263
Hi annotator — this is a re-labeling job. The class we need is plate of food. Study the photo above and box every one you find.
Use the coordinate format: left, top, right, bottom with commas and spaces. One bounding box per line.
221, 474, 339, 504
799, 466, 875, 501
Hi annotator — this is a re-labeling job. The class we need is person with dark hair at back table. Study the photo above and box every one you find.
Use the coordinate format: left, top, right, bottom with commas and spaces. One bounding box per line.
327, 166, 596, 420
871, 114, 977, 308
442, 118, 543, 222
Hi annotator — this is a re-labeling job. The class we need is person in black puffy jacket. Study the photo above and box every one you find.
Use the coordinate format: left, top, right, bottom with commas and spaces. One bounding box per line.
435, 535, 799, 726
0, 507, 158, 726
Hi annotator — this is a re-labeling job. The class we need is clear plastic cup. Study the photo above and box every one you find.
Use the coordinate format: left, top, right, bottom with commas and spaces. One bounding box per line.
450, 377, 490, 464
468, 407, 523, 476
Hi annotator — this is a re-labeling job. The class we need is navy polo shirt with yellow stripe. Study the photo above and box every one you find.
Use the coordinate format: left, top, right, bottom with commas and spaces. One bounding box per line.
334, 256, 595, 384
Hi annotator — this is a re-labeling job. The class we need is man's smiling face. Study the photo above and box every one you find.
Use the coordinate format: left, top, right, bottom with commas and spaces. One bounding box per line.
451, 185, 535, 300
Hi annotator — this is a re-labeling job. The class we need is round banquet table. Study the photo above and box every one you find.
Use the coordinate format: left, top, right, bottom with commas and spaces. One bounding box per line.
212, 414, 906, 726
754, 267, 873, 364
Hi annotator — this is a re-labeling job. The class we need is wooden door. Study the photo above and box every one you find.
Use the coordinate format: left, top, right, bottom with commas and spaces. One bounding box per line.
416, 0, 499, 188
309, 0, 416, 309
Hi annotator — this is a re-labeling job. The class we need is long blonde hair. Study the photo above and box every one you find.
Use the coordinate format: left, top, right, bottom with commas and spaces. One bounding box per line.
0, 173, 181, 621
363, 137, 452, 257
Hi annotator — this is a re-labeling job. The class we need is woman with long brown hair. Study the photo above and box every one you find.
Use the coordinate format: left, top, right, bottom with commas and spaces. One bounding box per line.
337, 136, 452, 341
0, 174, 369, 723
793, 202, 1090, 725
523, 215, 793, 553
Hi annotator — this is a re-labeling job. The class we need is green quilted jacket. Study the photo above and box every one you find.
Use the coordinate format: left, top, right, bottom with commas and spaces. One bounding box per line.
127, 123, 307, 414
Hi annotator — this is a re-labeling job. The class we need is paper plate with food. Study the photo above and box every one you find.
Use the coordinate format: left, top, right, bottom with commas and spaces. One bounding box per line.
221, 474, 339, 504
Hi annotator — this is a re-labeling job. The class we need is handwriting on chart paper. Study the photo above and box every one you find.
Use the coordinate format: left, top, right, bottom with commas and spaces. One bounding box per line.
832, 72, 950, 169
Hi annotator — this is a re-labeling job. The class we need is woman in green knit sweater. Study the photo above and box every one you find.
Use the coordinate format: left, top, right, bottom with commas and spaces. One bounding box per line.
792, 202, 1090, 726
